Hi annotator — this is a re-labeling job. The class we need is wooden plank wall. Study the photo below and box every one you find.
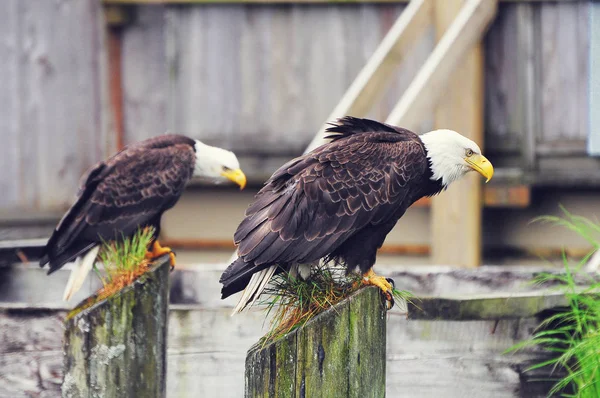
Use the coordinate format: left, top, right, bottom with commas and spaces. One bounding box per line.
122, 4, 435, 155
485, 2, 590, 160
0, 1, 592, 215
0, 0, 111, 214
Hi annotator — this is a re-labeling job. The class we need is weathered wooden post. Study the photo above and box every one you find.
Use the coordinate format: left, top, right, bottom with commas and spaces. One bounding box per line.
245, 286, 387, 398
62, 256, 170, 398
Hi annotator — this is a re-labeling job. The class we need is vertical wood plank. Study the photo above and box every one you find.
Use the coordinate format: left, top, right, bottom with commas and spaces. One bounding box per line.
0, 0, 108, 213
484, 2, 539, 169
347, 287, 386, 398
589, 2, 600, 156
430, 0, 486, 267
295, 299, 351, 397
122, 6, 169, 144
161, 4, 409, 155
539, 2, 589, 144
0, 1, 20, 210
303, 0, 430, 153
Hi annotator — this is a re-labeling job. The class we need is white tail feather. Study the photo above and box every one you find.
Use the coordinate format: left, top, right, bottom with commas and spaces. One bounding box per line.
63, 245, 100, 301
231, 265, 277, 315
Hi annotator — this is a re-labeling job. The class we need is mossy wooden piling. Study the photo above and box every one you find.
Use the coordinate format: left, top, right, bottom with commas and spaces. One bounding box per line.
245, 286, 387, 398
62, 256, 170, 398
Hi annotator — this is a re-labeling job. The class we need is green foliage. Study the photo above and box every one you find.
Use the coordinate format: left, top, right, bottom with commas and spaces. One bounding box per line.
67, 227, 157, 319
96, 226, 156, 294
258, 263, 412, 344
507, 207, 600, 397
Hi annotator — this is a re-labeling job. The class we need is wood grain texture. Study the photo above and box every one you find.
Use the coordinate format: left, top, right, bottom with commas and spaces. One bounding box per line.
0, 0, 109, 213
62, 257, 170, 398
484, 2, 540, 165
103, 0, 582, 4
589, 2, 600, 156
304, 0, 433, 152
1, 1, 594, 215
407, 291, 570, 320
539, 1, 589, 144
386, 0, 497, 131
122, 5, 169, 144
124, 4, 439, 155
245, 287, 386, 398
429, 0, 492, 268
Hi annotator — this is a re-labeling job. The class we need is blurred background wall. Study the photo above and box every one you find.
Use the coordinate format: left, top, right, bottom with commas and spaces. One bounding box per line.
0, 0, 597, 266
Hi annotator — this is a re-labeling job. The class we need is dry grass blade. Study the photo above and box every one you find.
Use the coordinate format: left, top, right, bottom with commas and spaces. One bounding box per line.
256, 263, 412, 345
95, 226, 156, 300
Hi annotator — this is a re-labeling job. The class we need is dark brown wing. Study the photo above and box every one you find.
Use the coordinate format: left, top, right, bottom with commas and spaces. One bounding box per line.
40, 135, 196, 273
220, 119, 428, 296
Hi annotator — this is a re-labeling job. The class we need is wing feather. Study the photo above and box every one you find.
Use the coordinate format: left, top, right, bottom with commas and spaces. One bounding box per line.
232, 131, 427, 270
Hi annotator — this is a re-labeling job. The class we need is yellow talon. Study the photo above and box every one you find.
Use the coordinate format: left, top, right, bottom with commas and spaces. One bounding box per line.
362, 268, 394, 310
146, 240, 176, 270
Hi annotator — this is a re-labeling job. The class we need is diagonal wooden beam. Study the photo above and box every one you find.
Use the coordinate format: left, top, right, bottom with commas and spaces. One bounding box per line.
304, 0, 433, 153
385, 0, 497, 130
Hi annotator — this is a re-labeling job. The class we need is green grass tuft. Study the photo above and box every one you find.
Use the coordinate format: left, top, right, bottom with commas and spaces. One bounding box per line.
506, 207, 600, 397
95, 226, 156, 299
67, 226, 157, 319
256, 263, 412, 345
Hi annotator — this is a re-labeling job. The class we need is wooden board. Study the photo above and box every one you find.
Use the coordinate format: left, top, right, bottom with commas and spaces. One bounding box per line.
407, 291, 570, 320
0, 0, 110, 213
428, 0, 494, 268
63, 257, 170, 398
104, 0, 582, 4
246, 286, 386, 398
539, 1, 589, 146
385, 0, 497, 130
304, 0, 433, 152
589, 2, 600, 156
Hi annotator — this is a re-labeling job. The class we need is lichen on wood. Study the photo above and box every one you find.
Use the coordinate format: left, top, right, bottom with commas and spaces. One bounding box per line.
245, 286, 387, 398
62, 255, 170, 398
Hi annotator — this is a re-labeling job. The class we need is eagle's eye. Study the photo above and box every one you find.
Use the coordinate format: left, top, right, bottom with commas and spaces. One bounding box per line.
465, 149, 474, 157
222, 166, 232, 171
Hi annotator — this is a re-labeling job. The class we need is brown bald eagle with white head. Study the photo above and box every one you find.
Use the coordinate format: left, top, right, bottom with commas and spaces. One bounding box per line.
40, 134, 246, 301
220, 117, 493, 312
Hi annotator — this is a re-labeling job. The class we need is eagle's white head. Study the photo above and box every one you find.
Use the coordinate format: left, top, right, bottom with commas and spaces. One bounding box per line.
420, 129, 494, 187
194, 140, 246, 189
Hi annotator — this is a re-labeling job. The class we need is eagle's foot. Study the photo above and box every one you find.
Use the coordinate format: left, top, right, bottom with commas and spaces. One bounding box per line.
362, 269, 395, 310
146, 240, 177, 270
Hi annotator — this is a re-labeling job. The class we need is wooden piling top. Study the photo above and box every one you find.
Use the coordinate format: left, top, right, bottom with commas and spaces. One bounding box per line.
62, 255, 170, 398
245, 286, 387, 398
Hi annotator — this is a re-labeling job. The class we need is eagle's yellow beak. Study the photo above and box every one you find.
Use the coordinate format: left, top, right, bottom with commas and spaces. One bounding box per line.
222, 168, 247, 190
465, 153, 494, 183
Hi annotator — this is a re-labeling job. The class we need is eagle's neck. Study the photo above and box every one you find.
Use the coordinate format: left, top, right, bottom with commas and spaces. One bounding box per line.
419, 165, 446, 198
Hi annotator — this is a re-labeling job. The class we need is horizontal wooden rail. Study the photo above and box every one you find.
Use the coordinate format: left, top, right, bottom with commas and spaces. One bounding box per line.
407, 290, 580, 320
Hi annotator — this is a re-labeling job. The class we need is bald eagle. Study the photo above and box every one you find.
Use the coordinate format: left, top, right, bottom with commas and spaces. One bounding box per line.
40, 134, 246, 301
220, 117, 493, 312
